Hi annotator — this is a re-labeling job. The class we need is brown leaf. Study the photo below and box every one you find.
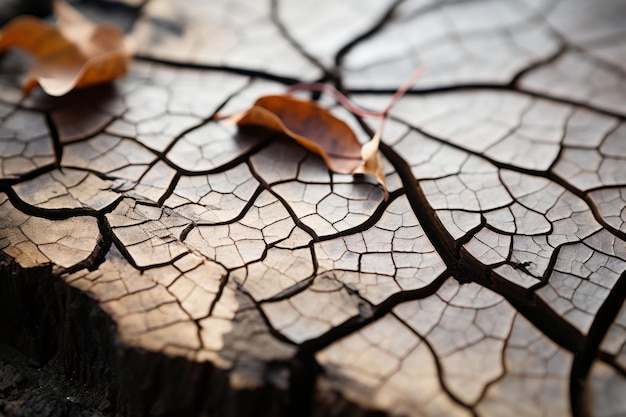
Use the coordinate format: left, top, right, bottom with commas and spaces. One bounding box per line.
0, 0, 134, 96
231, 94, 388, 197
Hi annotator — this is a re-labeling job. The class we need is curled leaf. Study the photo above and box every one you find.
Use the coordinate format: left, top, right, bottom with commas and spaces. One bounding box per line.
0, 0, 134, 96
231, 94, 389, 197
226, 68, 425, 199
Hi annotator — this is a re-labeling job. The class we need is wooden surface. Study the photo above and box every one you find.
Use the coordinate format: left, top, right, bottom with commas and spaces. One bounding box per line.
1, 0, 626, 416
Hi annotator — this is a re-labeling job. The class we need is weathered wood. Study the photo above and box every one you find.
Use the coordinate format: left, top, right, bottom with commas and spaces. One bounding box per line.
1, 0, 626, 416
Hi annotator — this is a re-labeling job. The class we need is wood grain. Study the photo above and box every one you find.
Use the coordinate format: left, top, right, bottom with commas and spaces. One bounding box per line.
1, 0, 625, 416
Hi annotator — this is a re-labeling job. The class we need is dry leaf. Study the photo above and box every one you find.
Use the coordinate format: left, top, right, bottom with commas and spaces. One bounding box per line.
231, 94, 389, 197
226, 68, 426, 199
0, 0, 134, 96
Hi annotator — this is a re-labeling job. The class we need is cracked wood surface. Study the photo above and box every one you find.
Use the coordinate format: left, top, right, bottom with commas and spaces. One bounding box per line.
1, 0, 626, 416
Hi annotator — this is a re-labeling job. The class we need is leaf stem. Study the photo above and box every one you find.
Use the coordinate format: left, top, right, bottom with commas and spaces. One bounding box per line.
381, 65, 426, 116
287, 65, 426, 119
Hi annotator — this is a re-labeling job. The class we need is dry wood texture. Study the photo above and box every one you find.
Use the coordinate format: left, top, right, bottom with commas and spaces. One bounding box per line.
1, 1, 626, 416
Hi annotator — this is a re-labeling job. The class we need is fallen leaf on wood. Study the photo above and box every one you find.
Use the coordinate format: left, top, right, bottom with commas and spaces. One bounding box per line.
227, 67, 425, 199
233, 94, 373, 171
231, 94, 389, 197
0, 0, 134, 96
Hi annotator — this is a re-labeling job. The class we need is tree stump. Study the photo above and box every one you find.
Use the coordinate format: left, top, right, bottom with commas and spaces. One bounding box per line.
1, 1, 626, 416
